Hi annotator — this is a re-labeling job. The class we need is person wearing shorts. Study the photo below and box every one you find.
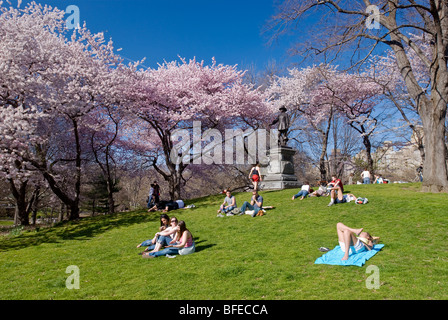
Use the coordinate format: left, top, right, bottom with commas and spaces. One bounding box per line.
336, 222, 374, 260
249, 163, 262, 190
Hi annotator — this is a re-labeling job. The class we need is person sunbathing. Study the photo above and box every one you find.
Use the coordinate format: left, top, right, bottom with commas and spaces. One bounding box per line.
336, 222, 378, 261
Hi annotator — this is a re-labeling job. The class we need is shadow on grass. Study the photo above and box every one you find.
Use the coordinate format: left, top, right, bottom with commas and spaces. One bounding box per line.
193, 238, 216, 253
0, 210, 159, 252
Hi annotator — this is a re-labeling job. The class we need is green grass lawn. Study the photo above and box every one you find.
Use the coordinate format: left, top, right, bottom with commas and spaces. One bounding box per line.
1, 183, 447, 300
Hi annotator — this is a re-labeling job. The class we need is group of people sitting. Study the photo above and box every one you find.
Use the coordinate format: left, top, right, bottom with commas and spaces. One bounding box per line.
291, 176, 361, 207
217, 189, 269, 217
139, 175, 378, 262
136, 214, 195, 258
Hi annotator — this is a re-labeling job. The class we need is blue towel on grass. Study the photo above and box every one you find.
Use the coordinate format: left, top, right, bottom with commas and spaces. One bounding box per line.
315, 244, 385, 267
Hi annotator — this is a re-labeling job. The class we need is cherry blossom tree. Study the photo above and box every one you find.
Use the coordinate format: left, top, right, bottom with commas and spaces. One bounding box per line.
124, 57, 272, 199
268, 0, 448, 192
367, 33, 433, 165
0, 2, 63, 224
324, 71, 383, 173
268, 64, 383, 179
0, 2, 124, 221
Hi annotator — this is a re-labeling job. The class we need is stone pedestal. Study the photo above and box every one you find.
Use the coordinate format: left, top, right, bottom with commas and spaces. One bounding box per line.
260, 146, 301, 190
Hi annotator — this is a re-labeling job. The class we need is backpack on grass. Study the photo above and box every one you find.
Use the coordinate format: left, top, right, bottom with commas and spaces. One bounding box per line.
355, 197, 368, 204
231, 207, 241, 215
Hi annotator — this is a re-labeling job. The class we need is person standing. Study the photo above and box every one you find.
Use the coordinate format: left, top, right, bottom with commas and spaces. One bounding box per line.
248, 163, 262, 191
416, 165, 423, 182
361, 169, 371, 184
152, 181, 161, 204
147, 184, 155, 208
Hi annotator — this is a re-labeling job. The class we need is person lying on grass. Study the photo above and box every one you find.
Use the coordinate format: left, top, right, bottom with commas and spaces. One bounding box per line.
327, 192, 357, 206
336, 222, 379, 261
142, 220, 195, 258
137, 217, 179, 254
309, 181, 329, 197
291, 181, 311, 200
148, 200, 185, 213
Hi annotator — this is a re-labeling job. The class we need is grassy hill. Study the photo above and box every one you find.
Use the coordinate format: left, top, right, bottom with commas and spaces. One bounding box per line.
1, 183, 447, 300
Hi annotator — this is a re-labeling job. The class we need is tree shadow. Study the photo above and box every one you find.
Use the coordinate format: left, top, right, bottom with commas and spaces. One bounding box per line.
0, 211, 160, 252
192, 238, 216, 253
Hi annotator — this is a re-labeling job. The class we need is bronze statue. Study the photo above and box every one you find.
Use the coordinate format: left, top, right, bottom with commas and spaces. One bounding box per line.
270, 106, 290, 147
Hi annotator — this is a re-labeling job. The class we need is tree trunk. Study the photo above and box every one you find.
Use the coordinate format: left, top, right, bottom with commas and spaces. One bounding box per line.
58, 202, 64, 223
386, 2, 448, 192
362, 134, 374, 175
28, 186, 40, 225
107, 179, 115, 215
316, 107, 333, 181
9, 179, 30, 226
71, 118, 82, 220
420, 99, 448, 192
167, 169, 182, 200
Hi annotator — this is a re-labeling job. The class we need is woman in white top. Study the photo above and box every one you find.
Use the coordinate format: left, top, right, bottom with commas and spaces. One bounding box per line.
142, 220, 195, 258
361, 169, 371, 184
138, 217, 179, 254
136, 214, 170, 249
292, 182, 311, 200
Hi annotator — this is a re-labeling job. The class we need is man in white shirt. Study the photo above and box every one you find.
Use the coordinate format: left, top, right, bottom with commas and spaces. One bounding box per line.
361, 169, 371, 184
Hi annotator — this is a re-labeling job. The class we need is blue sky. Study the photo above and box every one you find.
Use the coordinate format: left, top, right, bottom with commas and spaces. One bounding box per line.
25, 0, 298, 71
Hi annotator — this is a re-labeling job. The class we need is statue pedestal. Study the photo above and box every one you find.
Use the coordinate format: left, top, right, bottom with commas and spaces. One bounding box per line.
260, 146, 301, 190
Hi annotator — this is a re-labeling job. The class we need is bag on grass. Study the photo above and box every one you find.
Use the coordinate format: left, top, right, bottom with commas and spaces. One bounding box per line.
232, 207, 241, 215
355, 197, 368, 204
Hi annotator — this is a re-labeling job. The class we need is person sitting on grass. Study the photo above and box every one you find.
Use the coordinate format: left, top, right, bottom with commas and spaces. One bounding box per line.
136, 214, 170, 248
374, 174, 384, 184
238, 190, 264, 217
330, 175, 344, 192
292, 181, 311, 200
336, 222, 377, 261
327, 175, 345, 206
217, 190, 237, 217
137, 217, 179, 254
142, 220, 195, 258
